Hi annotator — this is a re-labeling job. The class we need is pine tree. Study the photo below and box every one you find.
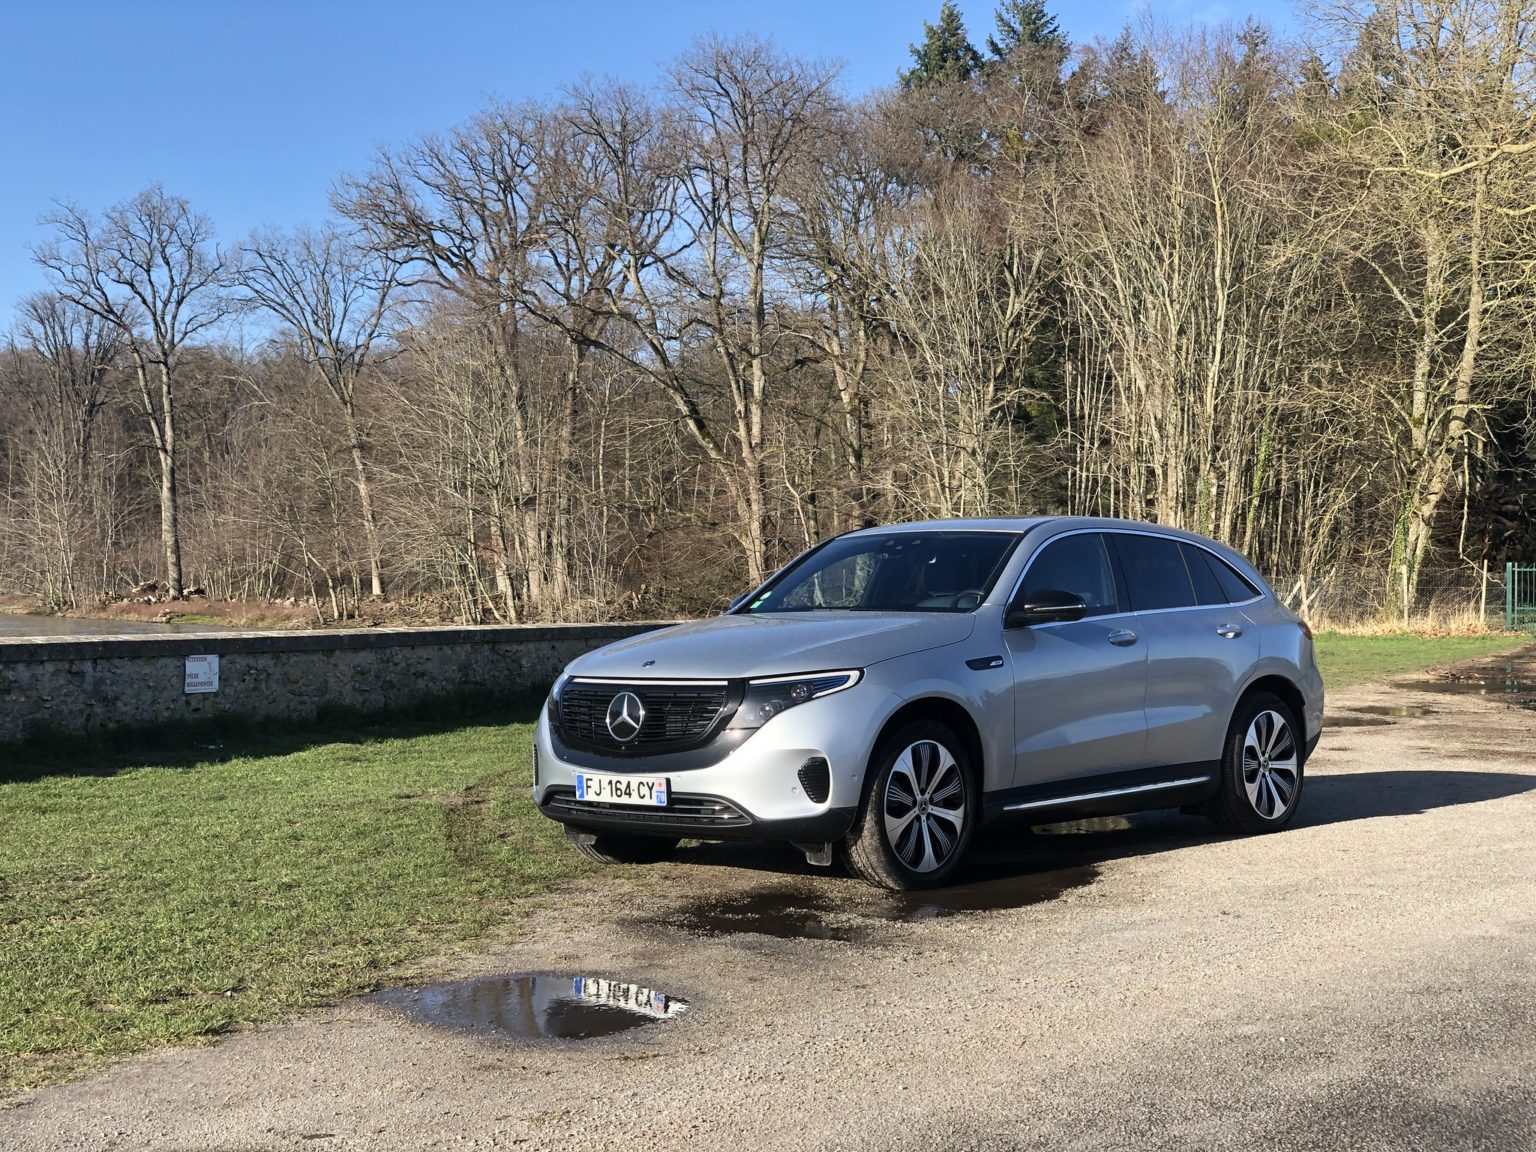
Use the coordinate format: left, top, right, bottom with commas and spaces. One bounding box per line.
986, 0, 1067, 61
900, 1, 983, 90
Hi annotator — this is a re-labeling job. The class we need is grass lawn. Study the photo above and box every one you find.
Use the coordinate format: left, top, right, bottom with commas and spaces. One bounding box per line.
1, 630, 1531, 1093
1312, 631, 1531, 689
0, 702, 587, 1093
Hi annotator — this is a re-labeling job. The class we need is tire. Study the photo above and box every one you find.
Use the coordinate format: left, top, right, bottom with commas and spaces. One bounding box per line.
844, 719, 977, 891
569, 832, 680, 865
1207, 691, 1305, 835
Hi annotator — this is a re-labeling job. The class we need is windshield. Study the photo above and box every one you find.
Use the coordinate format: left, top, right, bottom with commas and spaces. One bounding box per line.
741, 532, 1020, 614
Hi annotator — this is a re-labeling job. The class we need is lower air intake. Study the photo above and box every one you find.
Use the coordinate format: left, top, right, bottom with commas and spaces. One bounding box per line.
798, 757, 832, 804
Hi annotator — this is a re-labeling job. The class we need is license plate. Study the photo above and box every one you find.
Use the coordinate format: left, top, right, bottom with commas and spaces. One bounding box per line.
572, 976, 686, 1019
575, 773, 669, 806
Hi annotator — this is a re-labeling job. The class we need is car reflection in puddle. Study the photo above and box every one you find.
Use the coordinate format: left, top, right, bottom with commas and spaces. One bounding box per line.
370, 973, 688, 1041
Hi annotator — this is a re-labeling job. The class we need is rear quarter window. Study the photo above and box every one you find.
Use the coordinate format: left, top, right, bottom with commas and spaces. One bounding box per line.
1181, 543, 1229, 606
1207, 552, 1262, 603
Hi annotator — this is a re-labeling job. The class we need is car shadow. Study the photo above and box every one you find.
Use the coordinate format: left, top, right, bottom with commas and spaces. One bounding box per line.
669, 769, 1536, 885
1295, 768, 1536, 827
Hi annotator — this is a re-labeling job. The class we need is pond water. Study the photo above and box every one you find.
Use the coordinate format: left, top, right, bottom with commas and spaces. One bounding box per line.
0, 613, 230, 638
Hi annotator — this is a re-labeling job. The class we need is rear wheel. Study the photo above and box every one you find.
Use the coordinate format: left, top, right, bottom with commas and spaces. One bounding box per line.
568, 832, 680, 864
1207, 691, 1305, 834
844, 720, 976, 891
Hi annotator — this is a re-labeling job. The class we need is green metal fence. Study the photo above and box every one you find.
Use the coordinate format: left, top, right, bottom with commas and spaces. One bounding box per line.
1507, 562, 1536, 631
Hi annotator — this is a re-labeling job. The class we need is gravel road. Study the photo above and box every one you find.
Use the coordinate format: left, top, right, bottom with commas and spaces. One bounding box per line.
5, 649, 1535, 1151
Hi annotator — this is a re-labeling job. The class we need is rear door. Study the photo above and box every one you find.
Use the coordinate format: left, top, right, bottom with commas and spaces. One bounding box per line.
1004, 532, 1148, 787
1109, 533, 1260, 769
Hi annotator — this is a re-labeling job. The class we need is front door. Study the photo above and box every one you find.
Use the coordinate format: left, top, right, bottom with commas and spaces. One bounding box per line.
1004, 532, 1148, 787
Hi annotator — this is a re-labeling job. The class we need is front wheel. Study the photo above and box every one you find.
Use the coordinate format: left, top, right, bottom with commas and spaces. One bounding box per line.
844, 720, 976, 891
1207, 692, 1305, 834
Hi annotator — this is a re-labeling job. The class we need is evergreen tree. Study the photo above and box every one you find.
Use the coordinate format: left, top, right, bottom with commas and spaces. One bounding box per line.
986, 0, 1067, 61
900, 1, 983, 90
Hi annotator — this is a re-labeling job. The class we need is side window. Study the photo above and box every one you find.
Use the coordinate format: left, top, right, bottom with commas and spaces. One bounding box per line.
1207, 553, 1261, 603
1113, 534, 1197, 611
1018, 533, 1119, 618
1181, 543, 1227, 607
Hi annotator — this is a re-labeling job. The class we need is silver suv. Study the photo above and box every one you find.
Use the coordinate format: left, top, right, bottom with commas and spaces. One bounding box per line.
534, 518, 1324, 890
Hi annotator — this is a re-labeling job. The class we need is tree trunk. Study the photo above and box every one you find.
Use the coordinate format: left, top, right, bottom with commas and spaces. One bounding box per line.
154, 362, 184, 598
343, 406, 384, 599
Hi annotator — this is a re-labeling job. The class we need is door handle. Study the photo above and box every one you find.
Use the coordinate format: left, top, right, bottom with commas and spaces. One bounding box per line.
1216, 623, 1244, 639
1107, 629, 1138, 647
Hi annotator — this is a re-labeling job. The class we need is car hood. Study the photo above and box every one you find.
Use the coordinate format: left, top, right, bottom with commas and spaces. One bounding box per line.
566, 612, 976, 681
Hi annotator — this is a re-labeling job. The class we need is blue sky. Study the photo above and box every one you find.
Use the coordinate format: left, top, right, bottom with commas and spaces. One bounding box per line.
0, 0, 1297, 314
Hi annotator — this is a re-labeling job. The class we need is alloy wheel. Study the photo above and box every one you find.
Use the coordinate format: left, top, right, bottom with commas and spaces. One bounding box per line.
882, 739, 967, 873
1242, 709, 1298, 820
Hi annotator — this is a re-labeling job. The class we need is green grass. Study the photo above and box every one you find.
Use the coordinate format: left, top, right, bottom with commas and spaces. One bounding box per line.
0, 703, 586, 1092
1312, 631, 1531, 690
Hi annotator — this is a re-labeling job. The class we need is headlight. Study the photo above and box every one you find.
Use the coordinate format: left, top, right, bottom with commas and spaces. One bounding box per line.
547, 673, 570, 714
727, 670, 862, 731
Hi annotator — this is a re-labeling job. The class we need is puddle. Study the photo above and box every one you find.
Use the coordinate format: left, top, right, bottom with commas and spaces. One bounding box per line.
668, 865, 1099, 939
1326, 714, 1395, 727
1352, 704, 1436, 718
370, 974, 688, 1040
1397, 674, 1533, 697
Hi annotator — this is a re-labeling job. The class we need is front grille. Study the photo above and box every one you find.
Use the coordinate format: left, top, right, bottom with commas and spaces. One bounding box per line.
557, 682, 732, 755
544, 788, 752, 829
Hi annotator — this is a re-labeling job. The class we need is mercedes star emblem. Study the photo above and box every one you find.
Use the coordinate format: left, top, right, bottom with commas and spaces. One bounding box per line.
605, 691, 646, 742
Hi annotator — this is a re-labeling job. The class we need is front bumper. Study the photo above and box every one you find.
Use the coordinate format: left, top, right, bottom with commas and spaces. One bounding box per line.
532, 681, 898, 841
541, 785, 857, 841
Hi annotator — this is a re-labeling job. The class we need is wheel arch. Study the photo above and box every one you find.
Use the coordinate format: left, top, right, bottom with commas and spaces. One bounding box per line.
1236, 674, 1307, 756
873, 696, 986, 790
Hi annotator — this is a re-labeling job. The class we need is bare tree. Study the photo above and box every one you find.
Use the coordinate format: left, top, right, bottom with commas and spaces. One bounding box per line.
34, 185, 230, 598
241, 225, 401, 597
0, 295, 124, 606
538, 40, 840, 583
1311, 0, 1536, 604
779, 101, 905, 530
878, 181, 1052, 517
339, 103, 570, 619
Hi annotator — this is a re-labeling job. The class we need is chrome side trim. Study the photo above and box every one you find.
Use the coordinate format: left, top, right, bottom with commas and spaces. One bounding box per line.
1002, 775, 1213, 813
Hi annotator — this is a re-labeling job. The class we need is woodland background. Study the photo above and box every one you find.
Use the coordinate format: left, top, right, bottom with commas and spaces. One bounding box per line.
2, 0, 1533, 626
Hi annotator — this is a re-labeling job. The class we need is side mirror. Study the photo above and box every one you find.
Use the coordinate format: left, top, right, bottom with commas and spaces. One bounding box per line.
728, 592, 752, 613
1006, 588, 1088, 628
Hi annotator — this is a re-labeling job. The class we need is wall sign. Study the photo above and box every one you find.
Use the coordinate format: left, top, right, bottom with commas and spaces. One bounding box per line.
184, 654, 220, 694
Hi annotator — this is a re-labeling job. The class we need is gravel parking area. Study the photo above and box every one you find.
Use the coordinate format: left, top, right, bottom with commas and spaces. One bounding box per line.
5, 648, 1535, 1151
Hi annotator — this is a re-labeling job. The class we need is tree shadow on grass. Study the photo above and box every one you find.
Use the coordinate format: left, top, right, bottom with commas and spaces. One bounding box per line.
0, 691, 546, 786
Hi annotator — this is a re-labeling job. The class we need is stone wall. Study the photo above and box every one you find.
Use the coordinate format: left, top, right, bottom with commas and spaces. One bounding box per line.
0, 623, 662, 744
